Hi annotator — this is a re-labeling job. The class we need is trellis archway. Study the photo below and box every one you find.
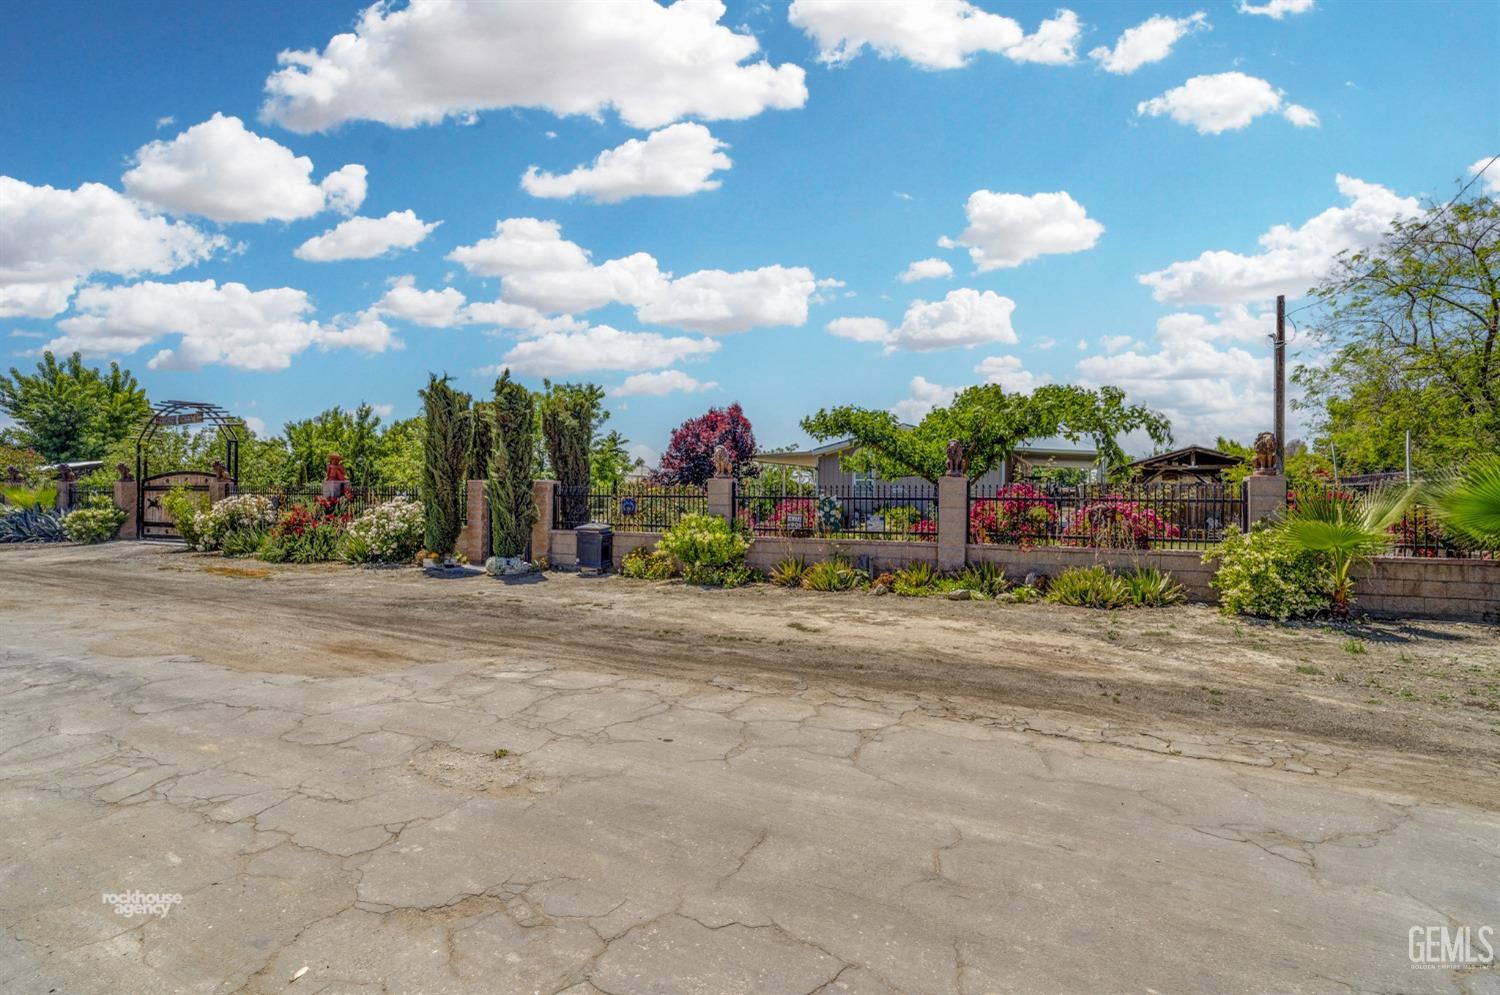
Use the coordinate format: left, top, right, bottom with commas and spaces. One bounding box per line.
134, 401, 242, 540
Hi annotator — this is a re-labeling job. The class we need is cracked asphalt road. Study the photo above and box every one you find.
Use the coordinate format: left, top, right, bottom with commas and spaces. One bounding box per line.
1, 543, 1496, 994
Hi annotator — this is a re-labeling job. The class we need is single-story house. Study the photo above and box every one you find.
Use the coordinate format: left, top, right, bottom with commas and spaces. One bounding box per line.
755, 434, 1100, 490
1125, 446, 1241, 485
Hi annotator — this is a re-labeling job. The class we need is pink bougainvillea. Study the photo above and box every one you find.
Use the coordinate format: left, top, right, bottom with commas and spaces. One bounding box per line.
1061, 497, 1179, 549
969, 483, 1058, 548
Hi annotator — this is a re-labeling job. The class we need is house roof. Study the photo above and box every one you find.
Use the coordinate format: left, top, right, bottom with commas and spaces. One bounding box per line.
1126, 445, 1240, 470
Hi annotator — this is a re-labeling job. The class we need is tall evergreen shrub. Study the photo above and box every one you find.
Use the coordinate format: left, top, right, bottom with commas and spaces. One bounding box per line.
488, 372, 537, 558
419, 374, 473, 555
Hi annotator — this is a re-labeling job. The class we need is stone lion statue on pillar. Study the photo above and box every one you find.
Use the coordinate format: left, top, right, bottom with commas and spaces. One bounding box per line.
1252, 432, 1278, 475
712, 444, 734, 479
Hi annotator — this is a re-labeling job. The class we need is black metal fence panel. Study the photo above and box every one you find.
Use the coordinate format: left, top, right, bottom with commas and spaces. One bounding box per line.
968, 482, 1244, 550
734, 481, 938, 541
554, 485, 708, 532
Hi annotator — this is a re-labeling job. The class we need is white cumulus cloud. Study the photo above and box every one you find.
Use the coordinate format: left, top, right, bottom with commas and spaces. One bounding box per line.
889, 375, 958, 422
1139, 174, 1421, 306
940, 189, 1103, 271
1469, 156, 1500, 195
828, 288, 1018, 353
0, 177, 226, 318
260, 0, 806, 133
1089, 12, 1206, 74
448, 218, 817, 334
612, 370, 719, 397
522, 123, 731, 203
789, 0, 1080, 69
496, 325, 719, 376
1137, 72, 1317, 134
973, 354, 1051, 392
122, 114, 366, 222
48, 279, 391, 372
372, 276, 468, 328
899, 257, 954, 283
294, 210, 439, 262
1238, 0, 1314, 18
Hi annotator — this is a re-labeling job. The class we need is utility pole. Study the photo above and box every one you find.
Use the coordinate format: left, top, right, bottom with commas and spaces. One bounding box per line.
1274, 294, 1286, 475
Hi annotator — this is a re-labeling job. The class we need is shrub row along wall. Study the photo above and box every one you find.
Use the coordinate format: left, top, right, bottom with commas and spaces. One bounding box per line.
546, 527, 1496, 623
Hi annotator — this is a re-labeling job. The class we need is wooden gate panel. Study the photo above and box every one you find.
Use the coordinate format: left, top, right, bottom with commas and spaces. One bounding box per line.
140, 472, 216, 539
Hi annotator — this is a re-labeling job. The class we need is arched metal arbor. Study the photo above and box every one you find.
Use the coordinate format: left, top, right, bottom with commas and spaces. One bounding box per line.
134, 402, 242, 539
135, 400, 242, 483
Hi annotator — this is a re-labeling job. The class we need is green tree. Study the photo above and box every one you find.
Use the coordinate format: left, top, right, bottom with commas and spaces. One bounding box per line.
419, 375, 473, 556
375, 416, 425, 491
589, 430, 638, 490
282, 403, 383, 486
487, 372, 537, 558
0, 351, 150, 462
469, 400, 495, 482
539, 381, 605, 525
1295, 192, 1499, 472
801, 384, 1171, 486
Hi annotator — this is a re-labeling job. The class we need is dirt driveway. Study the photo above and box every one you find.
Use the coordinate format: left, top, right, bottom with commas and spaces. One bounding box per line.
1, 543, 1496, 993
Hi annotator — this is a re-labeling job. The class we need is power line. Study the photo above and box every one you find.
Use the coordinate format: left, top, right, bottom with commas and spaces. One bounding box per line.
1284, 153, 1499, 319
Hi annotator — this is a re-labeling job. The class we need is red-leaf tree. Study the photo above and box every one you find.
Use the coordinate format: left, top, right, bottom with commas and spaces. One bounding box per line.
655, 403, 759, 486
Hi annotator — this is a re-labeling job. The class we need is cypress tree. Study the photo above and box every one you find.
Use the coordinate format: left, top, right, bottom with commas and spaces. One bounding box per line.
539, 381, 602, 528
487, 372, 537, 558
419, 374, 472, 556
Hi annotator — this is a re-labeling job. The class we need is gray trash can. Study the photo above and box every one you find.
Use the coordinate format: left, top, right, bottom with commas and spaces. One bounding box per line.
575, 522, 614, 573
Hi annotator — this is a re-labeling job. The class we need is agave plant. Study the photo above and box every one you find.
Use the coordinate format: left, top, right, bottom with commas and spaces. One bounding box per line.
0, 505, 67, 543
1278, 484, 1416, 617
1425, 456, 1500, 550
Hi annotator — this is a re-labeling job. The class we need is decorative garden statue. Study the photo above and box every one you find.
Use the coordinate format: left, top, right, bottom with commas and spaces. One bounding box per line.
945, 439, 966, 477
211, 459, 229, 481
1252, 432, 1278, 476
712, 444, 734, 479
56, 463, 76, 482
323, 453, 353, 500
116, 463, 133, 482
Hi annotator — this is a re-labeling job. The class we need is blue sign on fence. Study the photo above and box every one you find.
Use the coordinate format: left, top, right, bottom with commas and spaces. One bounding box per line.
620, 497, 637, 516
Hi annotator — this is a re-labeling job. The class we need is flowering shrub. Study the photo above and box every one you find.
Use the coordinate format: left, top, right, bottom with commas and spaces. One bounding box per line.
62, 501, 126, 543
1204, 525, 1333, 621
343, 497, 424, 564
658, 512, 750, 586
1061, 498, 1179, 549
194, 494, 276, 551
969, 484, 1058, 547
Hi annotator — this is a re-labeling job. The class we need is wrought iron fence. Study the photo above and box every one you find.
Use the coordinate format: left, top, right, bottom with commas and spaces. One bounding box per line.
65, 482, 115, 509
554, 484, 707, 531
734, 481, 938, 541
968, 481, 1244, 550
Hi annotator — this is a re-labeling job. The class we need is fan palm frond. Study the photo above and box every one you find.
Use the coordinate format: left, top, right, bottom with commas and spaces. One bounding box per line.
1426, 457, 1500, 549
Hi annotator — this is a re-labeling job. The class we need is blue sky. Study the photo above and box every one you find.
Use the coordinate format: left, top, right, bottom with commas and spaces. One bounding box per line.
3, 0, 1496, 464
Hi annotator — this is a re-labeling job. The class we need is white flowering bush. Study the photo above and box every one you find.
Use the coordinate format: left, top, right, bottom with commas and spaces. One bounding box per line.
194, 494, 276, 551
343, 497, 424, 564
1204, 525, 1333, 621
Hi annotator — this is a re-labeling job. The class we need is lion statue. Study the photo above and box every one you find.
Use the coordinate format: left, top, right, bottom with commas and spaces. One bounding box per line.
1252, 432, 1278, 475
712, 444, 735, 479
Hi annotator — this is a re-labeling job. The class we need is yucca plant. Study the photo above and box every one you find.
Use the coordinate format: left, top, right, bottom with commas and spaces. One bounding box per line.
1046, 565, 1130, 609
801, 558, 866, 592
1279, 484, 1415, 617
1425, 456, 1500, 550
769, 556, 808, 587
1120, 565, 1185, 607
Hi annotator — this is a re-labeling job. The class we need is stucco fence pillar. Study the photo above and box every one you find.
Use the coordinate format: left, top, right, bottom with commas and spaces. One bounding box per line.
707, 476, 735, 522
936, 474, 968, 572
1244, 474, 1287, 527
114, 477, 139, 538
456, 479, 488, 564
531, 480, 558, 565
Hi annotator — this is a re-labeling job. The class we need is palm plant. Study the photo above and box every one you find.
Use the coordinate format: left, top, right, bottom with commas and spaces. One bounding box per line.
1425, 456, 1500, 550
1279, 484, 1415, 617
